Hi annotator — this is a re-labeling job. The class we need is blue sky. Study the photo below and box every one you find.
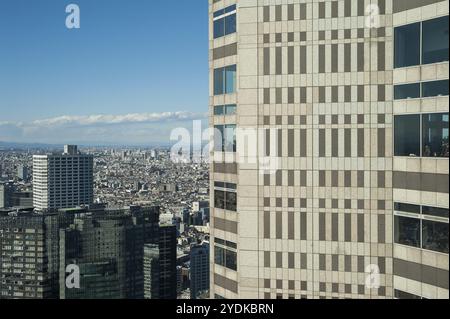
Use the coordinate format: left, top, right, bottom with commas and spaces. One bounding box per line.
0, 0, 209, 145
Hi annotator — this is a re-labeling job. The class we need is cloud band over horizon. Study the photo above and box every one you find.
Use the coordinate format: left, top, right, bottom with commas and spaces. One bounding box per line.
0, 111, 208, 145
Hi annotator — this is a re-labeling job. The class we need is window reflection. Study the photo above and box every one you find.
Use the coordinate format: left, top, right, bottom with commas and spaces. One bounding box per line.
394, 216, 420, 248
422, 16, 449, 64
394, 23, 420, 68
422, 220, 449, 254
422, 113, 449, 158
394, 115, 420, 157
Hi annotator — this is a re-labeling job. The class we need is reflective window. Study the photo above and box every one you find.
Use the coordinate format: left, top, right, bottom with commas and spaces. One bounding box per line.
422, 113, 449, 158
214, 238, 237, 271
213, 5, 237, 39
394, 202, 421, 214
214, 65, 236, 95
214, 182, 237, 212
214, 124, 236, 152
394, 289, 422, 299
422, 16, 449, 64
394, 215, 420, 248
213, 104, 237, 116
394, 23, 420, 68
422, 220, 449, 254
422, 80, 449, 98
394, 115, 420, 156
422, 206, 449, 218
394, 16, 449, 68
394, 83, 421, 99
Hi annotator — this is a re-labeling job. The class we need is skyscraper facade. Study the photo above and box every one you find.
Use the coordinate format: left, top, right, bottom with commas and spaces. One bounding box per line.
190, 242, 210, 299
0, 211, 59, 299
158, 224, 177, 299
209, 0, 448, 299
32, 145, 94, 211
143, 244, 160, 299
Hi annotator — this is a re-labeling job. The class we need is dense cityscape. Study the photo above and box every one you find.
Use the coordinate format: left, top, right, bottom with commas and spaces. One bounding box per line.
0, 145, 210, 299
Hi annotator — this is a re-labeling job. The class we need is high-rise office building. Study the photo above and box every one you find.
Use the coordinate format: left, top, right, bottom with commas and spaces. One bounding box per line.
33, 145, 94, 211
0, 183, 13, 208
143, 244, 160, 299
209, 0, 448, 299
59, 205, 160, 299
158, 224, 177, 299
190, 242, 210, 299
17, 165, 28, 181
0, 210, 59, 299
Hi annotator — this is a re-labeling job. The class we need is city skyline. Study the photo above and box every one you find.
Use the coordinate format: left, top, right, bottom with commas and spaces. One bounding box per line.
0, 0, 209, 145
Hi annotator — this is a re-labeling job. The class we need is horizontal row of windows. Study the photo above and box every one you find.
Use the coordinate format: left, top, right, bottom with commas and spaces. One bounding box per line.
214, 104, 236, 116
394, 80, 449, 100
394, 113, 449, 158
394, 16, 449, 68
394, 202, 449, 254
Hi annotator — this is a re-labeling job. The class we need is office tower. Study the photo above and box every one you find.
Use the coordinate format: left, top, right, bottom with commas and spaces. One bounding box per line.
209, 0, 448, 299
33, 145, 94, 211
0, 183, 13, 208
59, 205, 160, 299
158, 224, 177, 299
190, 242, 210, 299
0, 211, 59, 299
17, 165, 28, 181
143, 244, 160, 299
11, 191, 33, 207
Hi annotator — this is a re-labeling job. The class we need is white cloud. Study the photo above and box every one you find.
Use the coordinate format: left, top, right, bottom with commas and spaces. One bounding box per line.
0, 111, 208, 145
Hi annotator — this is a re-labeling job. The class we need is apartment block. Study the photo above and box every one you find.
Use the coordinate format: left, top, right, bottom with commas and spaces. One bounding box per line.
209, 0, 448, 299
33, 145, 94, 211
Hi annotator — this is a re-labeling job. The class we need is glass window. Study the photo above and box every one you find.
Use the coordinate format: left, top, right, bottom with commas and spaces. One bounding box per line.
224, 104, 237, 115
225, 65, 236, 94
422, 113, 449, 158
225, 191, 237, 212
422, 206, 449, 218
214, 190, 225, 209
213, 65, 236, 95
213, 5, 237, 39
213, 19, 225, 39
225, 14, 236, 36
394, 215, 420, 248
422, 80, 449, 98
422, 16, 449, 64
394, 202, 421, 214
214, 246, 225, 266
394, 23, 420, 68
422, 220, 449, 254
214, 124, 236, 152
394, 115, 420, 156
394, 289, 422, 299
225, 250, 237, 270
214, 105, 225, 116
394, 83, 421, 100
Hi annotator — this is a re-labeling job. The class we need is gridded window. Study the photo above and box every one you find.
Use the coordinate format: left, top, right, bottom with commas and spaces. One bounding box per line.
394, 202, 449, 254
422, 16, 449, 64
214, 124, 236, 152
214, 104, 237, 116
394, 113, 449, 158
214, 238, 237, 271
214, 65, 236, 95
214, 182, 237, 212
213, 5, 237, 39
